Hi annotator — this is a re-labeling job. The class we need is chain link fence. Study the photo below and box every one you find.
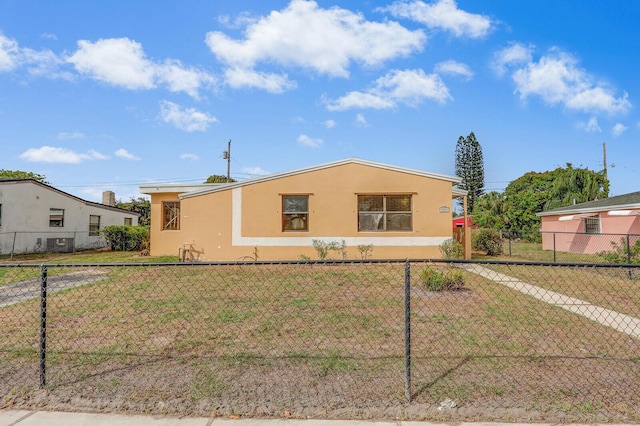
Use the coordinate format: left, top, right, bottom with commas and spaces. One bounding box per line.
0, 231, 110, 258
490, 230, 640, 264
0, 259, 638, 421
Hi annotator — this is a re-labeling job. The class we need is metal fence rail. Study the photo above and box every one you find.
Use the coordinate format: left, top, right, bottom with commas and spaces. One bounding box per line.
0, 259, 638, 421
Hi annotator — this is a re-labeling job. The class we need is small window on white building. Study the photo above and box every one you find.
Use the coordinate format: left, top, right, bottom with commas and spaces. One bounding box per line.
89, 215, 101, 236
49, 208, 64, 227
124, 217, 133, 226
584, 215, 600, 234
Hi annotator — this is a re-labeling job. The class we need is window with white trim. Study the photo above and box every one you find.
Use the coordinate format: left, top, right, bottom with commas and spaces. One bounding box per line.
358, 194, 412, 232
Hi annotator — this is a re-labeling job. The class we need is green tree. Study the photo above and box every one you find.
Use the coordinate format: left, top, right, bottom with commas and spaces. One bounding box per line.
116, 197, 151, 226
205, 174, 236, 183
455, 132, 484, 214
545, 164, 608, 210
475, 164, 608, 234
473, 191, 508, 229
0, 169, 48, 184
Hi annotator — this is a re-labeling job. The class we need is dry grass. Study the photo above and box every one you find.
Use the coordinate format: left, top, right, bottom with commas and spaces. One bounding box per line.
0, 261, 638, 421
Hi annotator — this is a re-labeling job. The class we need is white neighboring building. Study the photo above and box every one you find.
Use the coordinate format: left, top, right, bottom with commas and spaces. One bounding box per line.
0, 179, 139, 255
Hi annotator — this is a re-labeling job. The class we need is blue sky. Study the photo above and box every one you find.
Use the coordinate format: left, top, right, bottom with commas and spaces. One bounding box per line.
1, 0, 638, 202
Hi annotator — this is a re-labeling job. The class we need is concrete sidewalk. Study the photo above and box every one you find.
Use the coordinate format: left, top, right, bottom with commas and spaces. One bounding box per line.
0, 410, 621, 426
459, 263, 640, 338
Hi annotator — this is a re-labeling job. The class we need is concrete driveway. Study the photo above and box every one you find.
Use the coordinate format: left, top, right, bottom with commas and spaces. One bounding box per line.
0, 269, 108, 308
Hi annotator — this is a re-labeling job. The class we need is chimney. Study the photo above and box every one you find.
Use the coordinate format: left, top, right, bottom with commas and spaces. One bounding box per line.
102, 190, 116, 206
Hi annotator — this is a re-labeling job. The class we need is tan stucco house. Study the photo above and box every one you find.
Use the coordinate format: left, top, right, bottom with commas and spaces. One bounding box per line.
140, 158, 470, 261
538, 191, 640, 254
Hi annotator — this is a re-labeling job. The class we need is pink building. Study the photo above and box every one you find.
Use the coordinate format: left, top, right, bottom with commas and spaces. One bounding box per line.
538, 191, 640, 254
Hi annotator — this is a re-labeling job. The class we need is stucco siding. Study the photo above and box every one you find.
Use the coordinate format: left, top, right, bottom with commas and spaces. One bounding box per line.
0, 180, 138, 254
541, 214, 640, 254
147, 162, 458, 261
180, 190, 234, 260
149, 192, 184, 257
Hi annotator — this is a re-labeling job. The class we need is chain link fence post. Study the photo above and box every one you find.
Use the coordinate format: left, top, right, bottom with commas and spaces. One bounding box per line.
39, 264, 48, 388
627, 234, 632, 279
404, 259, 411, 402
11, 231, 17, 260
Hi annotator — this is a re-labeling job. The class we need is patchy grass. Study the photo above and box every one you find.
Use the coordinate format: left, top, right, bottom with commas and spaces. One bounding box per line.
0, 250, 179, 286
483, 263, 640, 318
478, 240, 609, 264
0, 249, 179, 265
0, 261, 638, 422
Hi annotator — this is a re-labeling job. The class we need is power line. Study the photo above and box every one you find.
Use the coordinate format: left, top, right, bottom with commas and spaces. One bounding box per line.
56, 176, 211, 188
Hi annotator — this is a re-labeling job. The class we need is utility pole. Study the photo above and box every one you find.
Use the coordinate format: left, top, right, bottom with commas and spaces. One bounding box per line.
222, 139, 231, 182
602, 142, 607, 180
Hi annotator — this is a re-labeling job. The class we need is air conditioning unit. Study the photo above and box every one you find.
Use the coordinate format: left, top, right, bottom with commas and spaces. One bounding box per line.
46, 238, 74, 253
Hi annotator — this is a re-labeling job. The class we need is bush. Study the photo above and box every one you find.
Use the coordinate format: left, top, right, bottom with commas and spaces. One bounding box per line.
599, 237, 640, 264
312, 239, 347, 260
472, 228, 503, 256
357, 244, 373, 259
439, 238, 464, 259
420, 266, 464, 291
100, 225, 149, 251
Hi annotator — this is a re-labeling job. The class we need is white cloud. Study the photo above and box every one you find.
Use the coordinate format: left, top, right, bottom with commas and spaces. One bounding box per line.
115, 148, 140, 160
241, 166, 270, 176
57, 132, 85, 140
381, 0, 493, 38
434, 60, 473, 80
612, 123, 627, 137
68, 38, 156, 90
324, 119, 336, 128
326, 91, 396, 111
580, 116, 601, 133
0, 33, 66, 77
19, 146, 109, 163
180, 153, 200, 161
157, 59, 217, 98
492, 42, 533, 76
159, 100, 218, 132
355, 113, 368, 127
297, 134, 323, 147
223, 66, 296, 93
0, 34, 20, 71
22, 48, 66, 77
511, 49, 631, 115
67, 38, 215, 97
217, 12, 258, 29
206, 0, 425, 91
326, 68, 451, 111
